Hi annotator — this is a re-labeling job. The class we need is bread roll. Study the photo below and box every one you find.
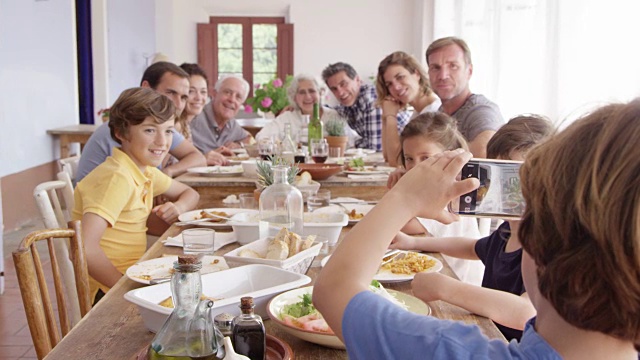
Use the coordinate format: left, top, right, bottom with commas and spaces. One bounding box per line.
301, 235, 316, 251
266, 239, 289, 260
288, 232, 303, 256
239, 249, 263, 259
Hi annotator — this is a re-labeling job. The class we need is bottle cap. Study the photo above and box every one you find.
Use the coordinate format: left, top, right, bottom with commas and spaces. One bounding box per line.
214, 313, 234, 334
178, 255, 200, 265
240, 296, 254, 309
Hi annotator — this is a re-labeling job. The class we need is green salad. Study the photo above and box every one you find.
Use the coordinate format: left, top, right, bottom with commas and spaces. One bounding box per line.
281, 293, 317, 318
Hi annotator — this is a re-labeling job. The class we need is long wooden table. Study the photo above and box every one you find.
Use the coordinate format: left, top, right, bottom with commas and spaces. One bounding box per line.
176, 172, 389, 209
45, 225, 505, 360
47, 124, 100, 158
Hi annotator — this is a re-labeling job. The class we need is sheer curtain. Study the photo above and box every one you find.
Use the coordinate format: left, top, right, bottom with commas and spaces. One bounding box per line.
430, 0, 640, 125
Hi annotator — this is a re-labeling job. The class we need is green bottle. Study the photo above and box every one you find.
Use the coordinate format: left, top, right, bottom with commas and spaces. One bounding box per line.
308, 103, 323, 144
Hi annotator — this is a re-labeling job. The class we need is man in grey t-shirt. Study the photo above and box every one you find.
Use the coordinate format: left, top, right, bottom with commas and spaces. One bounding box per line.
190, 75, 253, 164
426, 37, 504, 158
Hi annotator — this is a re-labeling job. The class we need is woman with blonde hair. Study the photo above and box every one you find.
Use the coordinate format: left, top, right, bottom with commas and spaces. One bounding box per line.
376, 51, 441, 165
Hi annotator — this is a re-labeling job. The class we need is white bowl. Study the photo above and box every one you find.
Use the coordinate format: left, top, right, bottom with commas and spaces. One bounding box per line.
124, 264, 311, 333
241, 160, 259, 178
223, 237, 322, 274
228, 212, 348, 245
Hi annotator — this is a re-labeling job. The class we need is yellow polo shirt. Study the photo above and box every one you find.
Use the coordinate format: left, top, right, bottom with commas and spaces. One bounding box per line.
73, 148, 172, 298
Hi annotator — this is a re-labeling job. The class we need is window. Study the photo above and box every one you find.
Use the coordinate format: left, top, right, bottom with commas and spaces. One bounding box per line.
198, 17, 294, 95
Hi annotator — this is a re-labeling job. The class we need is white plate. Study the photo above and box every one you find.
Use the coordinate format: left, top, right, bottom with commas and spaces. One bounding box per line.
313, 204, 374, 224
344, 148, 376, 155
321, 251, 443, 283
126, 256, 229, 284
187, 165, 244, 177
163, 231, 237, 250
342, 166, 395, 175
267, 285, 430, 349
177, 208, 257, 228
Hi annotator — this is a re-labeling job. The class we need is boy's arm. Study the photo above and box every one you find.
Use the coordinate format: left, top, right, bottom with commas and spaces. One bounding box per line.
313, 150, 478, 341
412, 272, 535, 330
82, 212, 123, 288
391, 232, 480, 260
163, 140, 206, 178
152, 180, 199, 224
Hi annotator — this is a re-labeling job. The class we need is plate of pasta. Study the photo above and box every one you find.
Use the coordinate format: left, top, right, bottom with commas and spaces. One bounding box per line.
321, 251, 442, 283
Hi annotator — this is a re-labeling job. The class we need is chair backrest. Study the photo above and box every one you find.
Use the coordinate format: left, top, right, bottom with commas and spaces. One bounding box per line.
32, 178, 81, 327
58, 155, 80, 187
12, 220, 91, 360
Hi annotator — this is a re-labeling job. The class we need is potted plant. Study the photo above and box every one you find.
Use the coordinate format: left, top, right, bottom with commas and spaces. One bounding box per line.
244, 76, 293, 118
254, 156, 300, 201
324, 117, 349, 157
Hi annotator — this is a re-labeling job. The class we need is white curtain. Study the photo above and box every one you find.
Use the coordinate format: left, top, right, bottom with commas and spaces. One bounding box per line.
429, 0, 640, 126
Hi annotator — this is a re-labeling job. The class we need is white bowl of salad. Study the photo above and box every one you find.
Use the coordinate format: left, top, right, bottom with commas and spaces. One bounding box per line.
266, 283, 431, 349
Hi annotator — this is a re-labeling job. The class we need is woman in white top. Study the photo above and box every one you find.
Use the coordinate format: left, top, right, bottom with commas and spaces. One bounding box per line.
376, 51, 442, 166
255, 74, 357, 146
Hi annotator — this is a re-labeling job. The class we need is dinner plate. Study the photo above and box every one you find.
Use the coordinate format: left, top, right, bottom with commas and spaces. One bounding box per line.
342, 166, 396, 175
187, 165, 244, 177
177, 208, 256, 228
163, 231, 237, 250
321, 251, 443, 283
267, 285, 430, 349
313, 203, 374, 224
344, 148, 376, 155
126, 255, 228, 285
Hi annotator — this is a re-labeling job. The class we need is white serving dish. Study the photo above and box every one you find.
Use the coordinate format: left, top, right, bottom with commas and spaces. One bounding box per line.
241, 159, 259, 178
228, 212, 348, 245
223, 237, 322, 274
124, 264, 311, 333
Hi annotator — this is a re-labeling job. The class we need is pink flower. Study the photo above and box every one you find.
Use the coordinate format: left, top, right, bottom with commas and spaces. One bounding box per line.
254, 83, 261, 89
261, 97, 273, 108
272, 78, 283, 88
244, 105, 253, 113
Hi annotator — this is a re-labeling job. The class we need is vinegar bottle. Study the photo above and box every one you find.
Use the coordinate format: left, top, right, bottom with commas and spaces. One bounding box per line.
231, 297, 266, 360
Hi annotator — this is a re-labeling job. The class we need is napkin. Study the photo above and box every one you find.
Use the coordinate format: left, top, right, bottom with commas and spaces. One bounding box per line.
347, 173, 389, 180
330, 197, 365, 204
164, 231, 237, 250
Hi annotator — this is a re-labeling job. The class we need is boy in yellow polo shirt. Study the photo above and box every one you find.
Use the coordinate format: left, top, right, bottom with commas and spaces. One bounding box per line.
73, 87, 200, 302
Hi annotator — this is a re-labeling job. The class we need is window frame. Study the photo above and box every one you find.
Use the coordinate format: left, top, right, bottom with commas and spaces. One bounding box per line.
197, 16, 294, 95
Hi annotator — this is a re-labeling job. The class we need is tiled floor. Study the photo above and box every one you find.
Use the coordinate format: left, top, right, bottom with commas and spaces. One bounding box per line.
1, 219, 47, 360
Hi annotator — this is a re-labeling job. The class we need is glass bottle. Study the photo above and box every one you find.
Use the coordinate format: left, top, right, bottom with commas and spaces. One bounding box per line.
231, 297, 266, 360
308, 103, 323, 144
149, 255, 223, 360
299, 114, 310, 146
280, 123, 296, 164
258, 165, 303, 238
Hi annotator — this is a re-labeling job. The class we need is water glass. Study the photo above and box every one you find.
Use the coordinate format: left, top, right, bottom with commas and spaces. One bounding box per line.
239, 193, 257, 209
182, 228, 215, 255
310, 138, 328, 164
307, 189, 331, 211
258, 139, 275, 160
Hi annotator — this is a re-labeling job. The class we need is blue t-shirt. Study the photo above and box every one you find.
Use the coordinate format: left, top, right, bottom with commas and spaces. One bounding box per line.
77, 122, 184, 182
343, 291, 560, 359
475, 222, 525, 341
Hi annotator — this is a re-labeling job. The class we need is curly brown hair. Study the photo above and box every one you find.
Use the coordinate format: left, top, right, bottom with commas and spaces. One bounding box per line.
519, 101, 640, 349
375, 51, 433, 107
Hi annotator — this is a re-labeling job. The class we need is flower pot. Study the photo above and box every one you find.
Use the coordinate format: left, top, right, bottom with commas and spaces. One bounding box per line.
254, 187, 263, 202
324, 136, 349, 157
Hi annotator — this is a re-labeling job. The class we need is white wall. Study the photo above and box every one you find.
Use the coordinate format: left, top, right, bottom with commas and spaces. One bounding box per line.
153, 0, 421, 86
106, 0, 156, 102
0, 0, 78, 177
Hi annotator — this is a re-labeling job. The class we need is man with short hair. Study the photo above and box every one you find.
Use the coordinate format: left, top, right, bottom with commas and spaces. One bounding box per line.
322, 62, 411, 152
77, 61, 207, 182
426, 37, 504, 158
190, 75, 253, 164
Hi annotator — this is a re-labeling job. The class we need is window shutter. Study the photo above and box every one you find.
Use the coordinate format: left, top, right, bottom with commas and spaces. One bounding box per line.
197, 23, 217, 94
277, 23, 294, 79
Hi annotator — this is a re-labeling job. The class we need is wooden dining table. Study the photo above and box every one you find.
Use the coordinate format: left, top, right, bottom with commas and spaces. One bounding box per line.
176, 171, 389, 209
44, 224, 506, 360
47, 124, 101, 159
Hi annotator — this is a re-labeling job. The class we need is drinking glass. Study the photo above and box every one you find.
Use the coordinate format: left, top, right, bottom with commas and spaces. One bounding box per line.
239, 193, 257, 209
310, 139, 328, 164
258, 139, 275, 160
307, 189, 331, 211
182, 228, 216, 255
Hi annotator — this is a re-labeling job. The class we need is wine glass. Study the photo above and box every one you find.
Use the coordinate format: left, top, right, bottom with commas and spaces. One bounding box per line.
310, 138, 328, 164
258, 138, 275, 160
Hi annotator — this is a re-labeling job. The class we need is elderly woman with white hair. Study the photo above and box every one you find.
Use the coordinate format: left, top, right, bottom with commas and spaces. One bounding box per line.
255, 74, 358, 145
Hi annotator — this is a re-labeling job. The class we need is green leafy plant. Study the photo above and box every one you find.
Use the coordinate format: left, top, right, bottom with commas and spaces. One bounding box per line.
325, 118, 346, 136
256, 156, 300, 188
244, 75, 293, 116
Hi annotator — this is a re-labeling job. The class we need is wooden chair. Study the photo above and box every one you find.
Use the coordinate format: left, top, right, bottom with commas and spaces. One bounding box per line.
58, 155, 80, 187
12, 220, 91, 360
33, 177, 81, 326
